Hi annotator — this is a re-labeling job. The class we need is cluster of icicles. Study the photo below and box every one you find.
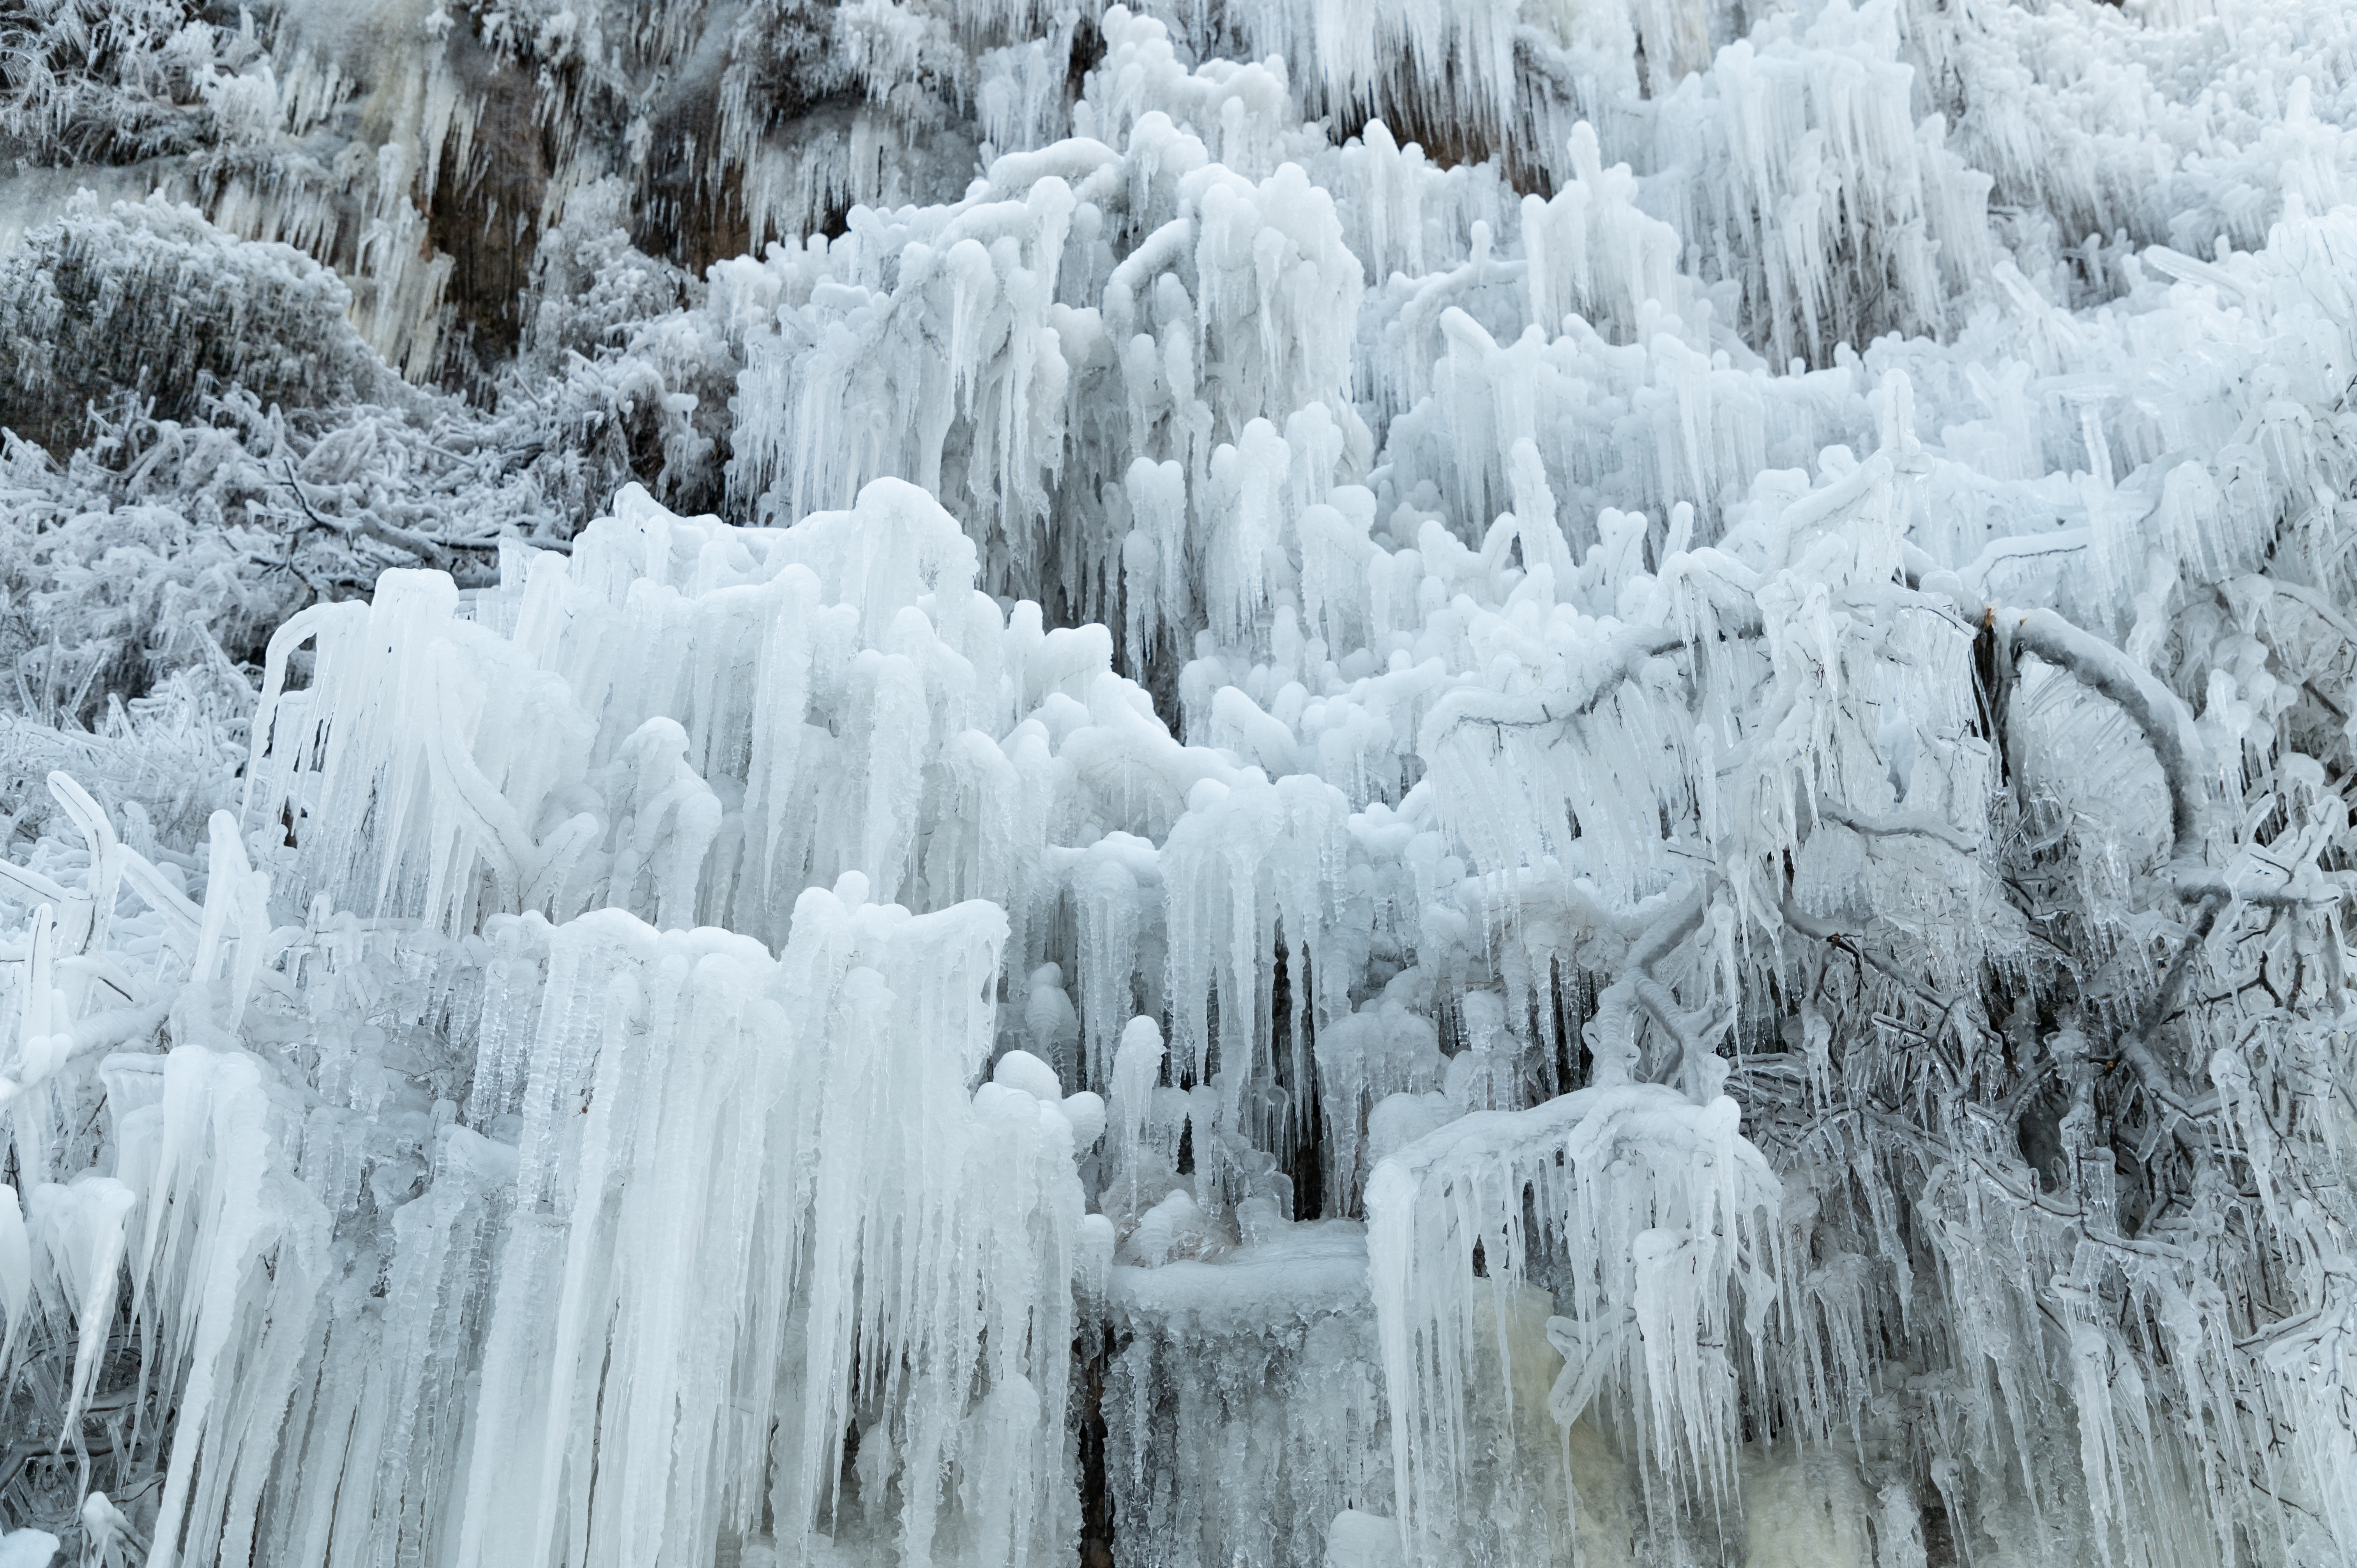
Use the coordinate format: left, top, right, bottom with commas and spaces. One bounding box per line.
0, 477, 1796, 1568
3, 0, 2357, 1564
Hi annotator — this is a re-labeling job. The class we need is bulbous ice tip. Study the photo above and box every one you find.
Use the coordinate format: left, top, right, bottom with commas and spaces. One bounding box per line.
1459, 989, 1508, 1049
1060, 1090, 1107, 1150
992, 1049, 1065, 1103
1322, 1508, 1407, 1568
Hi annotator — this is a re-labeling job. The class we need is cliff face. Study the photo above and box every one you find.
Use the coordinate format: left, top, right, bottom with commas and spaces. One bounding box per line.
0, 0, 1985, 405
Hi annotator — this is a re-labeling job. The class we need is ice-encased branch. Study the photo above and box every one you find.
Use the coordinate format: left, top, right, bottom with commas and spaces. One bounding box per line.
2000, 604, 2209, 863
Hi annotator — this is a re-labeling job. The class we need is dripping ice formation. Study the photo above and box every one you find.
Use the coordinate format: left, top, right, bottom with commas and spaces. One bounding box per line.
1, 0, 2357, 1564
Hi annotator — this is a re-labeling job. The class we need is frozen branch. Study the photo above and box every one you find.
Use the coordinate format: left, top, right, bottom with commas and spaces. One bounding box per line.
2000, 604, 2209, 864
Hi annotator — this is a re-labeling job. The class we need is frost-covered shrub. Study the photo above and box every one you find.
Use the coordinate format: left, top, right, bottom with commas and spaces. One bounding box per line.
0, 0, 261, 166
0, 194, 401, 452
0, 367, 719, 740
522, 181, 701, 371
0, 187, 750, 735
519, 184, 741, 514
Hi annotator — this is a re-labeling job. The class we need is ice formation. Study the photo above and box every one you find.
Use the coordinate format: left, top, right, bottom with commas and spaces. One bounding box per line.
3, 0, 2357, 1564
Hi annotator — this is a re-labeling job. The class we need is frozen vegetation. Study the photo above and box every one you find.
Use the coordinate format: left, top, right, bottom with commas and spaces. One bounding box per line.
0, 0, 2355, 1563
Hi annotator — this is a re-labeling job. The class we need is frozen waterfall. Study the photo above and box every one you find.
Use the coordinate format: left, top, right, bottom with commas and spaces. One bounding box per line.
2, 0, 2356, 1564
